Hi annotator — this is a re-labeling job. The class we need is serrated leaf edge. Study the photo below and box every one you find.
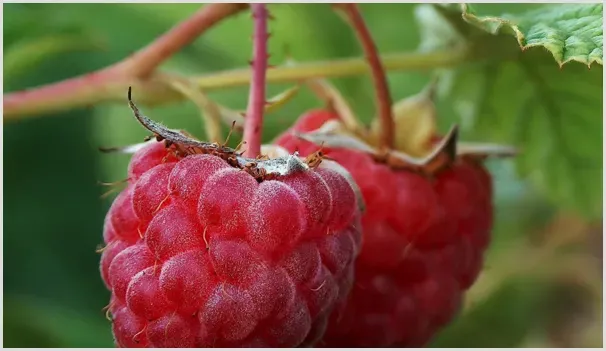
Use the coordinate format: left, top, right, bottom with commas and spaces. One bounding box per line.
460, 3, 603, 68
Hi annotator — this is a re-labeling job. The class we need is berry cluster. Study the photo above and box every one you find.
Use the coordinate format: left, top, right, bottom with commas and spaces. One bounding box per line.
98, 3, 505, 348
275, 109, 493, 347
101, 141, 362, 347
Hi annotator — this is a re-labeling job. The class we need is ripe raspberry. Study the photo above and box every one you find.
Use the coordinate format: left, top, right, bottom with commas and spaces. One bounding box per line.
275, 110, 494, 347
100, 141, 362, 348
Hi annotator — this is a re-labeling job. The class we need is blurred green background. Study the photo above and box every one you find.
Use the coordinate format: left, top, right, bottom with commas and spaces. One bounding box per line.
3, 3, 602, 348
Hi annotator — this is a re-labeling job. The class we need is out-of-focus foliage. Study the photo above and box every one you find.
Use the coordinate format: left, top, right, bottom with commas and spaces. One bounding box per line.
418, 3, 603, 218
3, 3, 602, 348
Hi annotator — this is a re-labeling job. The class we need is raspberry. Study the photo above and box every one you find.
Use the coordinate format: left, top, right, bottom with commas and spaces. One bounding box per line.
274, 109, 494, 347
100, 141, 362, 348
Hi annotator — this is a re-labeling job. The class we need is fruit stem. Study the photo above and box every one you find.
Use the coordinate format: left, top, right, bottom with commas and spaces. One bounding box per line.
242, 3, 270, 158
334, 4, 395, 150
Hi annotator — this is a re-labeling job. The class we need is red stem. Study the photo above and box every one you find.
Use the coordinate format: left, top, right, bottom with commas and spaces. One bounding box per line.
335, 4, 394, 150
242, 3, 269, 158
115, 3, 248, 77
3, 3, 247, 121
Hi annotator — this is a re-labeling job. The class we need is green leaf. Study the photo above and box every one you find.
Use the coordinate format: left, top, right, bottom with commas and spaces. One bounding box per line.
416, 4, 603, 219
461, 3, 603, 67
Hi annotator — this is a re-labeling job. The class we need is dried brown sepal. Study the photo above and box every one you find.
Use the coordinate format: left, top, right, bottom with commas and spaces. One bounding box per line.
294, 119, 377, 154
126, 87, 316, 182
295, 119, 460, 176
383, 125, 459, 175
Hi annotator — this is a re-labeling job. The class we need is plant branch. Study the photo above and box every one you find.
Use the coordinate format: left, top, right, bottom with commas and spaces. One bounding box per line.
242, 3, 269, 158
4, 48, 469, 122
334, 4, 394, 150
113, 3, 249, 77
3, 3, 247, 122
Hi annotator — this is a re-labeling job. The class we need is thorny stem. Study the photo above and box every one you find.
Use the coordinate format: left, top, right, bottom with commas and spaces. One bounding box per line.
3, 3, 247, 122
334, 4, 394, 150
3, 49, 468, 122
242, 4, 269, 158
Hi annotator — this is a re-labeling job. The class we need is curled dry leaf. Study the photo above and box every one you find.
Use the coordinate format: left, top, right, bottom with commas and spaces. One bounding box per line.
294, 119, 377, 154
296, 118, 460, 175
303, 76, 516, 174
125, 87, 361, 182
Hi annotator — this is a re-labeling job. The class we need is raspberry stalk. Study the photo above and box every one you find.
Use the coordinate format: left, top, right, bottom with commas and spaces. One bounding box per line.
334, 4, 395, 150
242, 3, 270, 158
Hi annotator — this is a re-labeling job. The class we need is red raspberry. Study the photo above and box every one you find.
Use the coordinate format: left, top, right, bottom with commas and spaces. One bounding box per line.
275, 110, 493, 347
100, 141, 362, 348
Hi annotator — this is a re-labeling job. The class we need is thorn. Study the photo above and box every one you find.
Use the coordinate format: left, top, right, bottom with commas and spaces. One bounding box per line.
266, 33, 272, 40
267, 12, 276, 20
248, 59, 254, 66
267, 63, 277, 69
